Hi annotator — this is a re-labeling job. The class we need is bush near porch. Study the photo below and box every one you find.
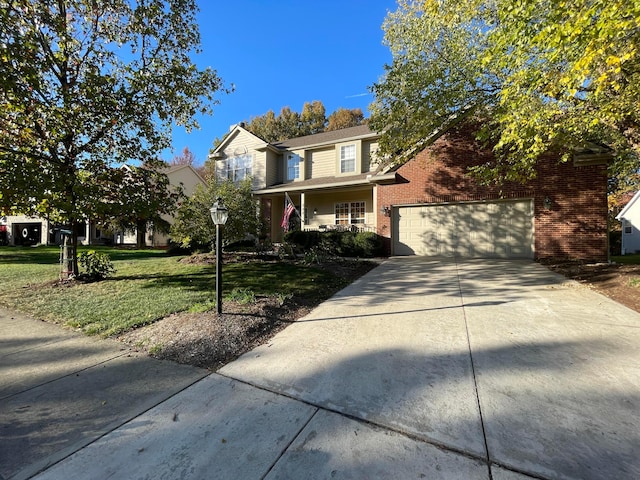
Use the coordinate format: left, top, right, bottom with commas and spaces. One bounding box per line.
284, 230, 385, 258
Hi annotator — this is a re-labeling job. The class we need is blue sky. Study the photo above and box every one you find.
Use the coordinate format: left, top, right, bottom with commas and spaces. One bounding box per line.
163, 0, 397, 165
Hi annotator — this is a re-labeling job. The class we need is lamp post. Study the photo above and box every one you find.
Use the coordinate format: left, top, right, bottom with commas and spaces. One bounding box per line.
210, 198, 229, 314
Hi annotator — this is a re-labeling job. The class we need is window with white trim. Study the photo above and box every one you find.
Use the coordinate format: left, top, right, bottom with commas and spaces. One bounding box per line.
287, 153, 300, 181
624, 219, 632, 234
335, 201, 365, 225
220, 154, 252, 182
340, 144, 356, 173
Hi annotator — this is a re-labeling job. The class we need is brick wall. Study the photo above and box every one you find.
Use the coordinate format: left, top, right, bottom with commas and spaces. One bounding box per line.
376, 129, 609, 261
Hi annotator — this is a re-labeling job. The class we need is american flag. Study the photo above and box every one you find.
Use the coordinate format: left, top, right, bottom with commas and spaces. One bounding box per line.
280, 195, 296, 231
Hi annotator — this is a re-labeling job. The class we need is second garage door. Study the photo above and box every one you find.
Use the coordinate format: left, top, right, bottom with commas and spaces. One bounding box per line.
393, 200, 534, 258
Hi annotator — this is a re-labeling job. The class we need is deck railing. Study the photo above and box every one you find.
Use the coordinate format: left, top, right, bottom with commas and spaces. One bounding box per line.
304, 224, 376, 233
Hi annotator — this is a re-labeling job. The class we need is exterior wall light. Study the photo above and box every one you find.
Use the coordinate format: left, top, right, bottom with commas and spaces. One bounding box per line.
543, 196, 552, 210
210, 198, 228, 314
380, 205, 391, 217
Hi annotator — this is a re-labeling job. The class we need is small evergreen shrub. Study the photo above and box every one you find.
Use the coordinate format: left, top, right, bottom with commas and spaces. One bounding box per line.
225, 239, 257, 252
78, 250, 116, 281
283, 230, 385, 258
353, 231, 385, 257
284, 230, 321, 250
166, 240, 193, 256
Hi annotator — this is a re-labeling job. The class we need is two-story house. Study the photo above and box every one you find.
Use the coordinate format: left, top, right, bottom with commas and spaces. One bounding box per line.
211, 124, 384, 241
211, 123, 610, 261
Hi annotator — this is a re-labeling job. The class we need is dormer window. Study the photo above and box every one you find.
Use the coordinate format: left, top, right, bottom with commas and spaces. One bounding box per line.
287, 153, 300, 181
340, 144, 356, 173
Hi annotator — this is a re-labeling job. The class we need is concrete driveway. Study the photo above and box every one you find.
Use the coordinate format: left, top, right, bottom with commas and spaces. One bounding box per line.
5, 257, 640, 479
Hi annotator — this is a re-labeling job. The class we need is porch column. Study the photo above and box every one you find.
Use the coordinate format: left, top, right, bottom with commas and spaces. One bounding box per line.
300, 192, 306, 229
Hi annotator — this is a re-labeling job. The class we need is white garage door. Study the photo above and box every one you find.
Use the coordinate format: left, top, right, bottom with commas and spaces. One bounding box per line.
393, 200, 534, 258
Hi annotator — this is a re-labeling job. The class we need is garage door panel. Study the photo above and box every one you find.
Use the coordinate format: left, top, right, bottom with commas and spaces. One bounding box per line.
393, 200, 533, 259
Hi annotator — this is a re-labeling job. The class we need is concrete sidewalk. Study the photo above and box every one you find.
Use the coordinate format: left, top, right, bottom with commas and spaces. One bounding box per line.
3, 258, 640, 479
0, 310, 208, 480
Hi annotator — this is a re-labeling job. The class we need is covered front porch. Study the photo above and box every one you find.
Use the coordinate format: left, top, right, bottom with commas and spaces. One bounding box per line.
256, 183, 378, 243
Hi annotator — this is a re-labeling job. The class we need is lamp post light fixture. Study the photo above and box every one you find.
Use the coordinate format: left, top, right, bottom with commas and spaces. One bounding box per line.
210, 198, 229, 314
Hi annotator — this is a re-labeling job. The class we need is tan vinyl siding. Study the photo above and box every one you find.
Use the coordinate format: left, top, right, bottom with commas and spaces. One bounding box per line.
219, 129, 267, 189
363, 140, 380, 173
265, 150, 280, 187
221, 129, 265, 156
166, 167, 203, 197
251, 150, 267, 190
308, 147, 335, 178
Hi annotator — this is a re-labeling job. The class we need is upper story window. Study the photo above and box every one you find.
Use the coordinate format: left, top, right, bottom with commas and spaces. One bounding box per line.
340, 144, 356, 173
287, 153, 300, 181
220, 154, 252, 182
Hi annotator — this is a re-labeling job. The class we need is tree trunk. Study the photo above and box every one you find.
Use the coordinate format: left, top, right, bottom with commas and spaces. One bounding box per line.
136, 220, 147, 249
71, 218, 79, 276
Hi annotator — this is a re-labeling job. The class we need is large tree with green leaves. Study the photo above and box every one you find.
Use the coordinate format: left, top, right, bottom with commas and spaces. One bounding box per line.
243, 101, 365, 142
0, 0, 226, 271
299, 100, 327, 136
95, 165, 184, 248
170, 178, 263, 250
369, 0, 640, 187
326, 107, 366, 131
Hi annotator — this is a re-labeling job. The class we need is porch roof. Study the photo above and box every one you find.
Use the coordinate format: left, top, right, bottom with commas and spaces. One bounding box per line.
253, 173, 378, 195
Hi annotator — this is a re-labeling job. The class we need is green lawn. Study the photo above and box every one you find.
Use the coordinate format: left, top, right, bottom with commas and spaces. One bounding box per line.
0, 246, 346, 336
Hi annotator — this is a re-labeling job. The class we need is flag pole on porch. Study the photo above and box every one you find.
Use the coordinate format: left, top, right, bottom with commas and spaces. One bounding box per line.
280, 192, 299, 232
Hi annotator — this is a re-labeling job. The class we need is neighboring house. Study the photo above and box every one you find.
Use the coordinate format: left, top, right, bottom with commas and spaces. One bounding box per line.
113, 164, 206, 247
3, 164, 204, 247
3, 214, 53, 246
212, 123, 610, 261
616, 191, 640, 255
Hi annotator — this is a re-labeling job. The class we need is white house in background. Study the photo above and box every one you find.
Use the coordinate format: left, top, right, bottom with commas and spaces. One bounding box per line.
2, 214, 50, 246
616, 191, 640, 255
3, 164, 205, 247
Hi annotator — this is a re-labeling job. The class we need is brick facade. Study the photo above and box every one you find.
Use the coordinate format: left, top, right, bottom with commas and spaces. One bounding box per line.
376, 129, 609, 261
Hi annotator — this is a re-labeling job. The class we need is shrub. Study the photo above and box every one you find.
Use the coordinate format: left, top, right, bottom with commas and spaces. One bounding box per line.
283, 230, 385, 258
322, 231, 344, 254
284, 230, 321, 250
225, 239, 257, 252
78, 250, 116, 281
353, 231, 385, 257
319, 231, 383, 258
166, 240, 193, 256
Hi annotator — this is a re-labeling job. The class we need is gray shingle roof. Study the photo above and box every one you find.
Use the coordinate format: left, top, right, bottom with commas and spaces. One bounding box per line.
274, 124, 377, 149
